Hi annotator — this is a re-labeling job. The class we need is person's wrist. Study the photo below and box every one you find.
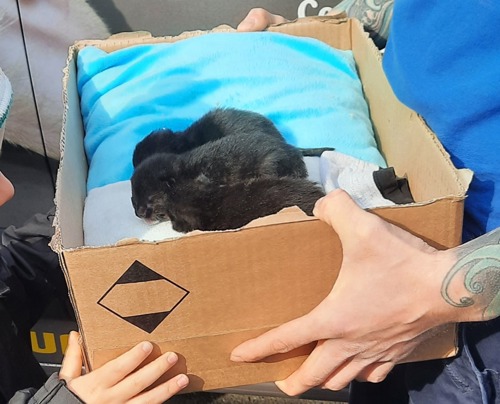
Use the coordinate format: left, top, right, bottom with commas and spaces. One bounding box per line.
430, 248, 486, 324
403, 248, 461, 331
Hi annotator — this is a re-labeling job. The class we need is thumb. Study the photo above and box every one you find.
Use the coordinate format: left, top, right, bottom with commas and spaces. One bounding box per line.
313, 189, 378, 248
237, 8, 287, 32
237, 17, 260, 32
59, 331, 84, 381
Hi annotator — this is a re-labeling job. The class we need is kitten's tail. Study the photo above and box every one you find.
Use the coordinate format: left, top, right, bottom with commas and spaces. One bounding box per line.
298, 147, 335, 157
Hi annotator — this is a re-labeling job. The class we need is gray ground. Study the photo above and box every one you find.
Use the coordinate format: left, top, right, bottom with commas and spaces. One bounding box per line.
169, 392, 346, 403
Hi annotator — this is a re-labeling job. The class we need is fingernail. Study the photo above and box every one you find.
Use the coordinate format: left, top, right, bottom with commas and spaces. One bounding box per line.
230, 352, 243, 362
176, 374, 189, 388
167, 352, 178, 364
141, 341, 153, 353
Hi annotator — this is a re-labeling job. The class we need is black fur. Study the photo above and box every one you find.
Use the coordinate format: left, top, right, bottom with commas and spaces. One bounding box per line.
132, 174, 325, 233
130, 107, 324, 232
133, 108, 286, 167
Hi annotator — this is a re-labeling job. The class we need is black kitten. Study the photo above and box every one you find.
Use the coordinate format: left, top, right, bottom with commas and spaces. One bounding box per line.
130, 107, 323, 231
130, 133, 308, 222
133, 108, 286, 167
132, 125, 307, 189
132, 174, 325, 233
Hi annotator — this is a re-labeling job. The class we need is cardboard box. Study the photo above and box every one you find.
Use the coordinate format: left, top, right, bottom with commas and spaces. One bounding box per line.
51, 16, 472, 392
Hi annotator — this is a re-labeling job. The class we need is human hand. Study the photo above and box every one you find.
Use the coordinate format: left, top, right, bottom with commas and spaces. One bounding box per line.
237, 8, 288, 32
0, 171, 14, 206
231, 189, 457, 395
60, 331, 189, 403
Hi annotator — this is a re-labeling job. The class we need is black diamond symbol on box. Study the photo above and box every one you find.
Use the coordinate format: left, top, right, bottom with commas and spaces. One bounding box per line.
98, 260, 189, 333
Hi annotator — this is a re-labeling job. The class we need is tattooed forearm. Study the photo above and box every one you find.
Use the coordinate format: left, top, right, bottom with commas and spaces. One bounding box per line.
441, 230, 500, 321
331, 0, 394, 48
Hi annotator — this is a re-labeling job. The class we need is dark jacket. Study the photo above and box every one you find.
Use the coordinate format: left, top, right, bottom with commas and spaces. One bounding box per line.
0, 209, 73, 403
8, 374, 82, 404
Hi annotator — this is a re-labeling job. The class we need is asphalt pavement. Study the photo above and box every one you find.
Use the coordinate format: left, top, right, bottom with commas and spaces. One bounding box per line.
168, 383, 349, 404
169, 391, 347, 404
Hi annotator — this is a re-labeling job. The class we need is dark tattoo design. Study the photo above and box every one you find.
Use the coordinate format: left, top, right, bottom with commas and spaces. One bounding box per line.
441, 232, 500, 320
331, 0, 394, 48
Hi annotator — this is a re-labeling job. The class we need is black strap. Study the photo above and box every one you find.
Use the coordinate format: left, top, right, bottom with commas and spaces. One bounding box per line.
373, 167, 414, 205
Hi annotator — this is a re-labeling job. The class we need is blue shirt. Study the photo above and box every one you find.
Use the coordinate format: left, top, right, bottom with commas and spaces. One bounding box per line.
383, 1, 500, 241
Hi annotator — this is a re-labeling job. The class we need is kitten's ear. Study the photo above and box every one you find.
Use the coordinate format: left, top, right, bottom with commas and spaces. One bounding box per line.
152, 128, 174, 136
161, 129, 175, 138
194, 173, 212, 190
195, 173, 211, 185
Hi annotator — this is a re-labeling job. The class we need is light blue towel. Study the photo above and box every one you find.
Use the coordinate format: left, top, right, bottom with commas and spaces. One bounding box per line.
77, 32, 386, 192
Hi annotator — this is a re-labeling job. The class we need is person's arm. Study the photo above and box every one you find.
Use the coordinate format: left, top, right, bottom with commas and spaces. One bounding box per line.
10, 331, 189, 403
230, 189, 500, 396
440, 229, 500, 322
330, 0, 393, 48
0, 172, 14, 206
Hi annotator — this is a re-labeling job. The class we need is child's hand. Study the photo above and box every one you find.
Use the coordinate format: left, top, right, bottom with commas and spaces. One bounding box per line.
59, 331, 188, 403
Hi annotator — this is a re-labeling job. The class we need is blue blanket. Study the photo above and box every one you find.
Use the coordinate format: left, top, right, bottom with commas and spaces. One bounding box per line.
77, 32, 386, 192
